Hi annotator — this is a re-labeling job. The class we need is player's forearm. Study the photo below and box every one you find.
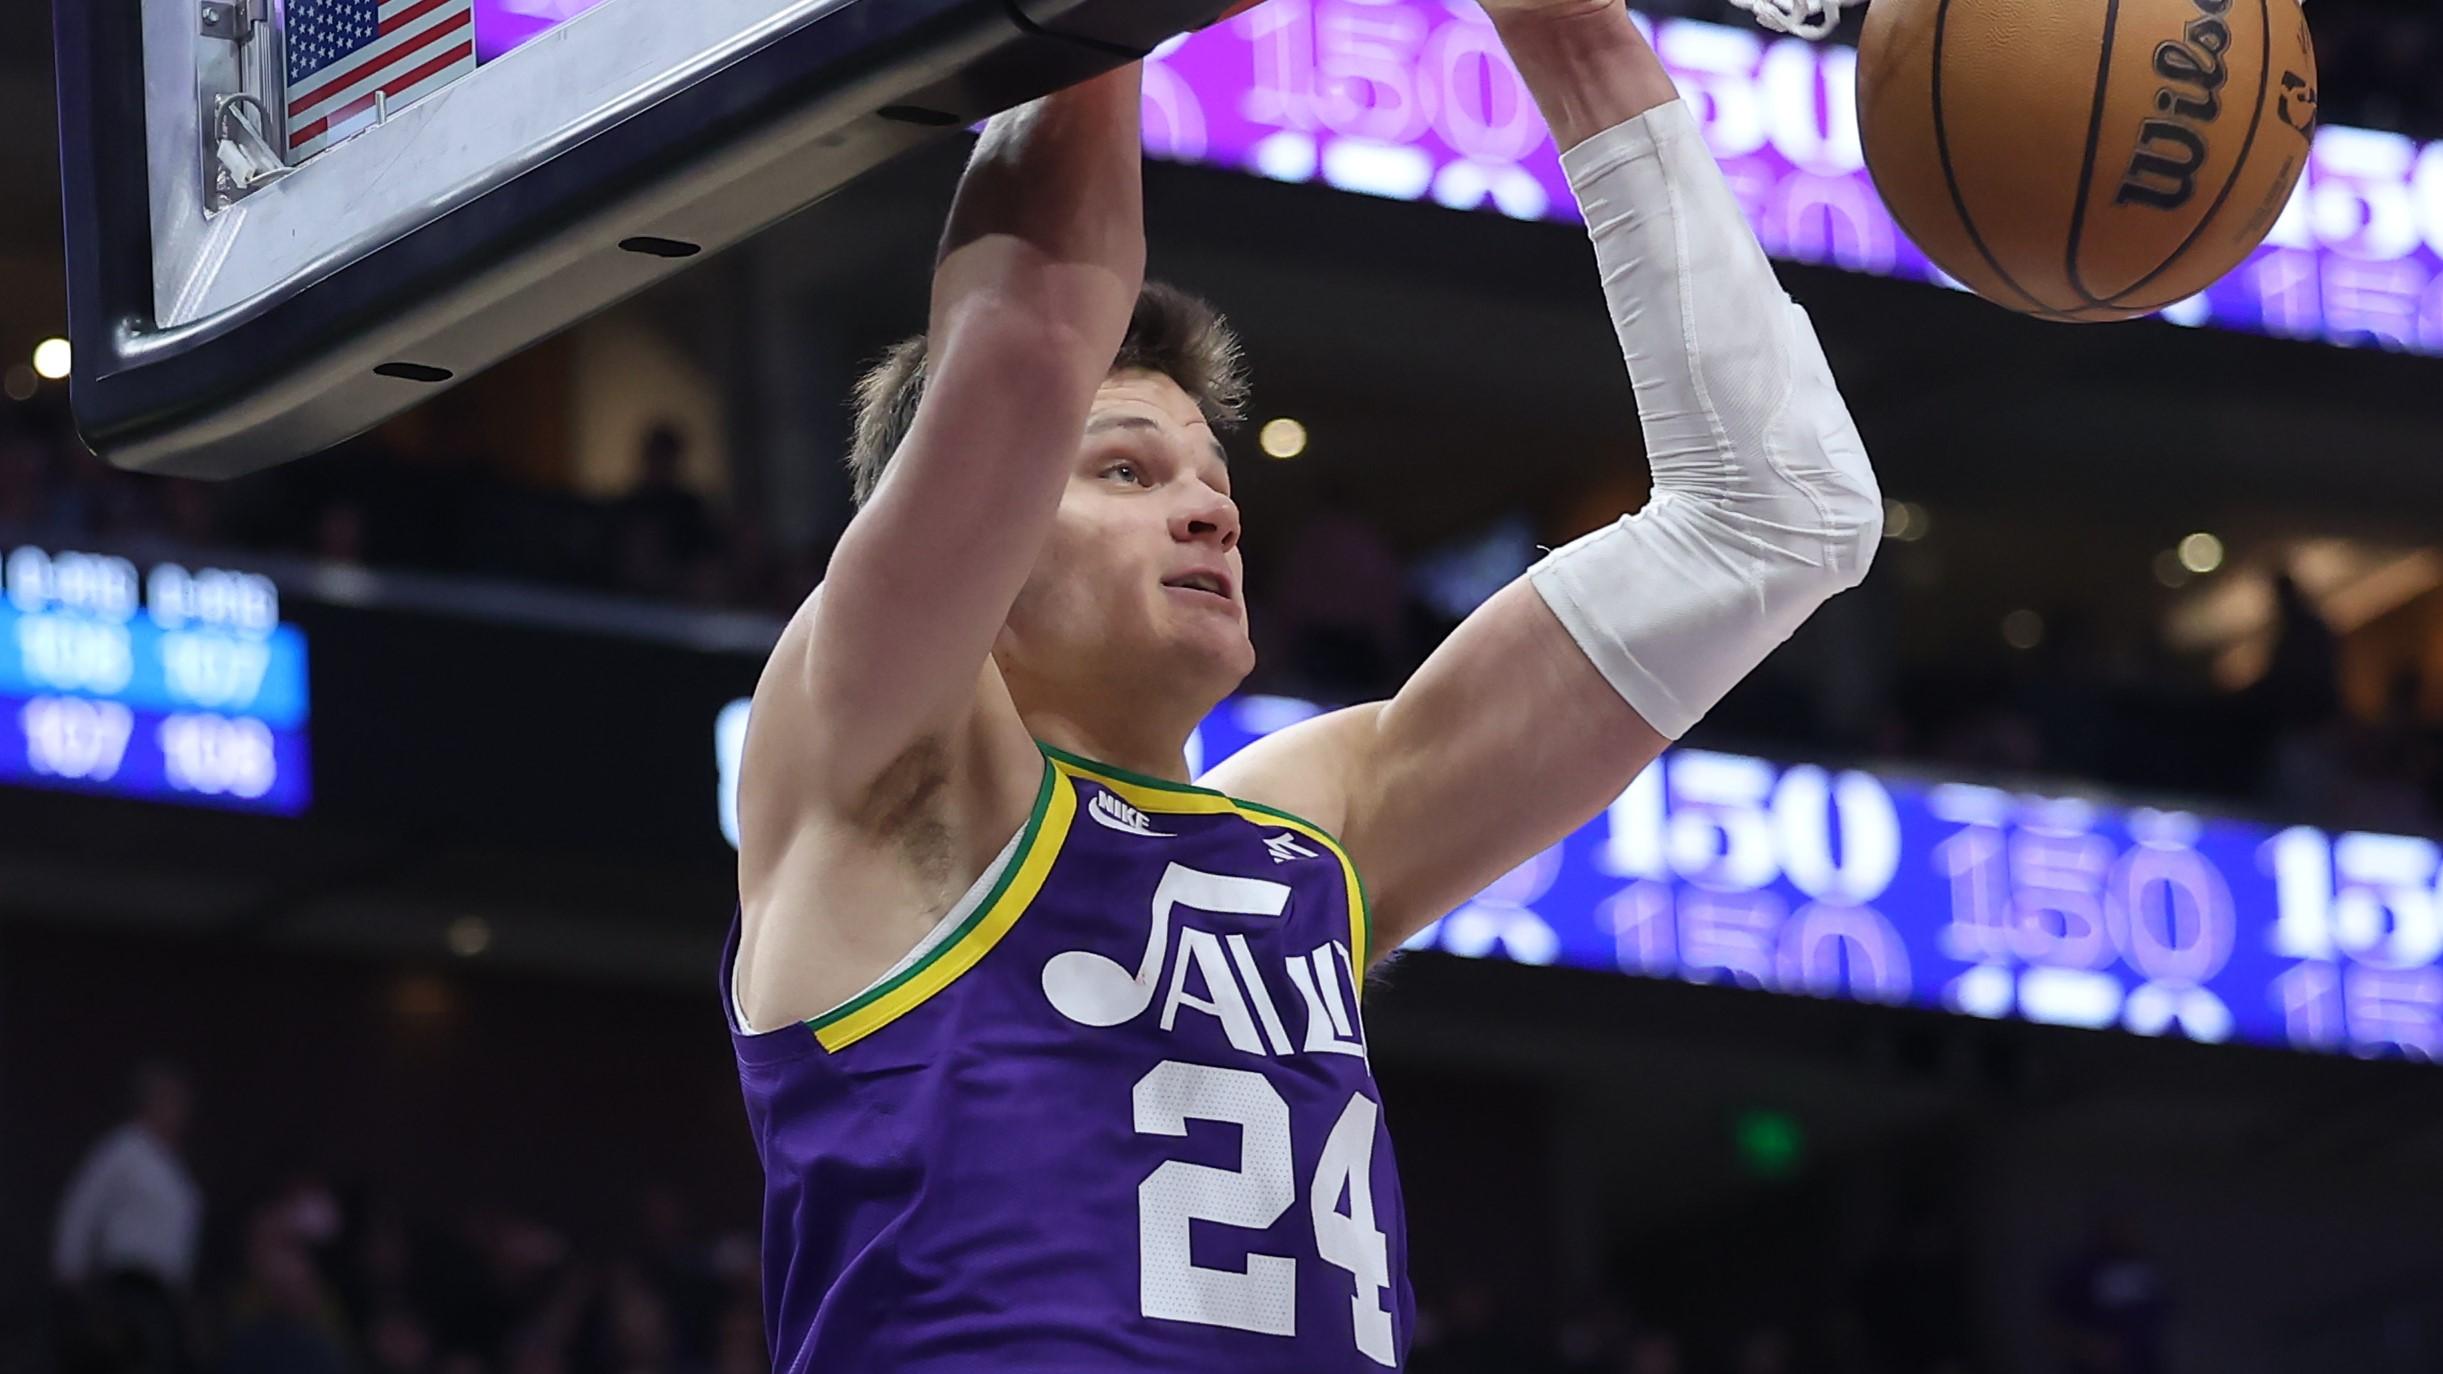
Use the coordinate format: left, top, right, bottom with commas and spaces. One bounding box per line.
1525, 69, 1882, 740
1490, 2, 1678, 156
932, 63, 1148, 369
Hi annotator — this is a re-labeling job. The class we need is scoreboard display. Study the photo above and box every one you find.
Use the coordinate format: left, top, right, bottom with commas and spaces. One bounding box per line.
1192, 698, 2443, 1063
0, 547, 310, 815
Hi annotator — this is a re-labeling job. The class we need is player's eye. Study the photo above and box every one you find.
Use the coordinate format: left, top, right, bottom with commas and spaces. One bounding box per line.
1101, 461, 1143, 486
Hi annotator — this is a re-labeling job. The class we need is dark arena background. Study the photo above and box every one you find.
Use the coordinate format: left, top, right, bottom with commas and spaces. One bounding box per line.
7, 1, 2443, 1373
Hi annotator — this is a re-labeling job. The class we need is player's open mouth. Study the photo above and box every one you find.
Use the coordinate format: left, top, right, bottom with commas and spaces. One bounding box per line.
1161, 571, 1234, 602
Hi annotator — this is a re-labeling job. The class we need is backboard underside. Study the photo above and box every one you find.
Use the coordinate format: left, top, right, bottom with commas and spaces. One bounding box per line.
55, 0, 1240, 477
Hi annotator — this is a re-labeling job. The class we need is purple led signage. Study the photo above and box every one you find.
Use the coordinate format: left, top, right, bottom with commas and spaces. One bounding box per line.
1147, 2, 2443, 355
464, 0, 2443, 353
472, 0, 611, 62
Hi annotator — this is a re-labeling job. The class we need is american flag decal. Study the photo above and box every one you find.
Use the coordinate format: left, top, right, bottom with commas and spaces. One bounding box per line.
283, 0, 478, 160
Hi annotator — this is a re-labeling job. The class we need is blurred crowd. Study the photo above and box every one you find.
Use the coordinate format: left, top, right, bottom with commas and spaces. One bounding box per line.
0, 403, 820, 619
46, 1068, 766, 1374
50, 1066, 2193, 1374
2306, 0, 2443, 140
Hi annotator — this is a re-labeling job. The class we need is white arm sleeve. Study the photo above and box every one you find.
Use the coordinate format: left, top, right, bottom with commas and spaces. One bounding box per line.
1530, 99, 1882, 741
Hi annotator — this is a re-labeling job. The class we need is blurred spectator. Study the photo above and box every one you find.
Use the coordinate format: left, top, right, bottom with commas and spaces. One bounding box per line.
582, 1262, 681, 1374
1729, 1326, 1792, 1374
2357, 665, 2443, 835
1554, 1294, 1634, 1373
1272, 478, 1410, 702
1935, 701, 2044, 777
312, 500, 370, 567
0, 414, 59, 532
218, 1207, 351, 1374
1410, 1280, 1560, 1374
2311, 0, 2441, 139
2262, 659, 2442, 837
612, 425, 718, 599
2252, 571, 2343, 733
2050, 1212, 2170, 1374
52, 1063, 203, 1374
364, 1306, 436, 1374
1622, 1329, 1684, 1374
636, 1188, 723, 1367
708, 1301, 763, 1374
1855, 1209, 1973, 1374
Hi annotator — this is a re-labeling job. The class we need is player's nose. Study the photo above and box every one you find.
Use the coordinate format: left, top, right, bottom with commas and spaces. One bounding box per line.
1171, 482, 1240, 553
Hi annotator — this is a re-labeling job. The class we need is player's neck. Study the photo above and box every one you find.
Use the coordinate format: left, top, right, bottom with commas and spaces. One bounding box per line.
1025, 709, 1197, 785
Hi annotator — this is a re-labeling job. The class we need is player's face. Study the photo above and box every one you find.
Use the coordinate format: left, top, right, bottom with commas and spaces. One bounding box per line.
999, 370, 1253, 704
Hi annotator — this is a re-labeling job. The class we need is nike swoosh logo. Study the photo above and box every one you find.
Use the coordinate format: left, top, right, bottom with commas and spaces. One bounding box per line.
1088, 796, 1174, 838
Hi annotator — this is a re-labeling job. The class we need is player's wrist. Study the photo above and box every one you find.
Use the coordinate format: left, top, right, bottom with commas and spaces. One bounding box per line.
1482, 0, 1626, 26
1486, 1, 1677, 155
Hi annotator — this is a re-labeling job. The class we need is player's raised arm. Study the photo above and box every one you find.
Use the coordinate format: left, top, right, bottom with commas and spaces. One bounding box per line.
1209, 0, 1882, 953
754, 67, 1148, 820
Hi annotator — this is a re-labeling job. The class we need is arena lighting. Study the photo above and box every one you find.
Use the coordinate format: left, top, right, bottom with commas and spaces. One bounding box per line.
31, 339, 70, 381
1259, 417, 1309, 460
390, 973, 451, 1020
2002, 610, 2044, 650
2154, 551, 2191, 588
1732, 1110, 1805, 1179
1881, 500, 1928, 542
2169, 543, 2443, 669
447, 917, 494, 958
2179, 533, 2227, 574
2318, 549, 2443, 631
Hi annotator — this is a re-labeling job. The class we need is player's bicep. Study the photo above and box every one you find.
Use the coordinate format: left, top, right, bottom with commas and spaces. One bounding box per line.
773, 309, 1106, 812
1341, 579, 1668, 953
1197, 703, 1379, 845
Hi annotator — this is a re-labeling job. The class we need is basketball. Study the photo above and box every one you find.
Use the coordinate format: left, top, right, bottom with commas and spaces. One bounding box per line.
1858, 0, 2320, 322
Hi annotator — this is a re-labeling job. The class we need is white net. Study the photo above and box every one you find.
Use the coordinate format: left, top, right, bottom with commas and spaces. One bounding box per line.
1736, 0, 1852, 40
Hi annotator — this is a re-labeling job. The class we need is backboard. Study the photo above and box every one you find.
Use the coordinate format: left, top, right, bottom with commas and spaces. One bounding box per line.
54, 0, 1239, 478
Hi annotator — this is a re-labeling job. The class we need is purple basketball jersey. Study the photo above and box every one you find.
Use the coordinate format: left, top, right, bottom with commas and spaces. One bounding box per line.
722, 744, 1414, 1373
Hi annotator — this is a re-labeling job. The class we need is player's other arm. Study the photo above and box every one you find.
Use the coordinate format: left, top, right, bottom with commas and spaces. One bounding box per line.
1209, 1, 1881, 954
741, 67, 1147, 845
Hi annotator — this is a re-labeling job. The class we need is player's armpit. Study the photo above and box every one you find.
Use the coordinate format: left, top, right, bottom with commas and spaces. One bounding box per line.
759, 311, 1108, 820
749, 70, 1147, 836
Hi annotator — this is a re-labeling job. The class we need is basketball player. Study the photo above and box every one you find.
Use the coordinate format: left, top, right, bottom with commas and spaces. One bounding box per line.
723, 0, 1881, 1367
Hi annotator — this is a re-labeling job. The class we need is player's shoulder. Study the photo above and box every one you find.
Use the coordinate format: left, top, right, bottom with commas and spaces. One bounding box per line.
732, 684, 1042, 1034
1194, 701, 1384, 844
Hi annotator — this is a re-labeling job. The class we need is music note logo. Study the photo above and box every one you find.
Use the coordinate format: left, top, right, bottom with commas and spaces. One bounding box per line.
1043, 863, 1292, 1027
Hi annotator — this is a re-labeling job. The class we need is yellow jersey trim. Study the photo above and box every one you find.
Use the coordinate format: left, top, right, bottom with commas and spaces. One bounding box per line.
1234, 799, 1371, 974
1040, 745, 1372, 978
809, 758, 1075, 1051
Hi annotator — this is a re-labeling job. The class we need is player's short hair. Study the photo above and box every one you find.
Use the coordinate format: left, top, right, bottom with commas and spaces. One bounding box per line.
846, 280, 1250, 507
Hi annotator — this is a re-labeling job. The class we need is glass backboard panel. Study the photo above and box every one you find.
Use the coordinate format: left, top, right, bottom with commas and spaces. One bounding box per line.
56, 0, 1236, 476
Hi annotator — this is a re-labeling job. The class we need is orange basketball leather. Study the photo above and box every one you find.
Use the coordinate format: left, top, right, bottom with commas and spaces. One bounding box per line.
1858, 0, 2318, 322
